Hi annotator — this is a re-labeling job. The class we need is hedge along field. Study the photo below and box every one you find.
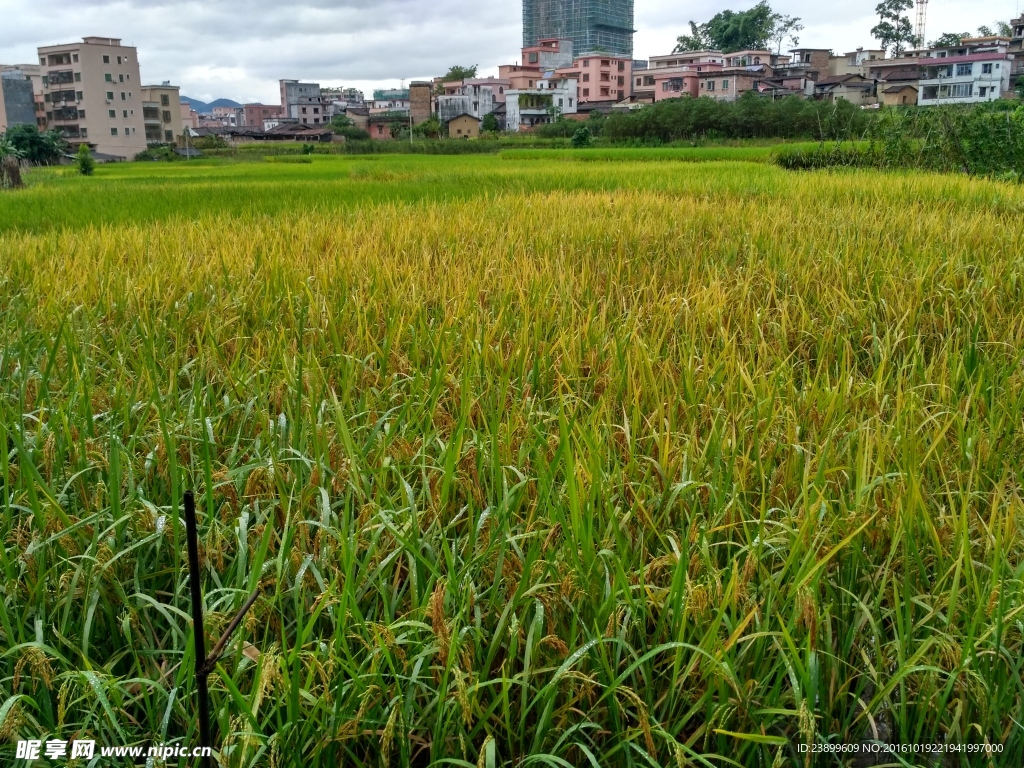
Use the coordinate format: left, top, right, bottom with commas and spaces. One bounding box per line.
1, 155, 1024, 767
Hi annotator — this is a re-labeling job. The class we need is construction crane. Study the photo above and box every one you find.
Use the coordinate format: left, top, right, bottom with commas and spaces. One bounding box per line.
915, 0, 929, 48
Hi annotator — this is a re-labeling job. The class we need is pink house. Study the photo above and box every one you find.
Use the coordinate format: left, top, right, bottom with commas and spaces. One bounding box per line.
555, 53, 632, 103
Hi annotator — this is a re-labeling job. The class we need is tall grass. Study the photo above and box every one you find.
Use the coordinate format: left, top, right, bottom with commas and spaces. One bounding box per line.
0, 156, 1023, 767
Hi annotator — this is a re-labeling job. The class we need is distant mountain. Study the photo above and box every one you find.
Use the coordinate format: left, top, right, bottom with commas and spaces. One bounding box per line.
180, 96, 243, 113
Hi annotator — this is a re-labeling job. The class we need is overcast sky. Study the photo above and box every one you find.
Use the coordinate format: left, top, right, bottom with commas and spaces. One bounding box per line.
1, 0, 1019, 103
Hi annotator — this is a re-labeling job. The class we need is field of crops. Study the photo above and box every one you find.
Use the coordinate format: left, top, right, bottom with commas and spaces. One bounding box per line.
2, 151, 1024, 767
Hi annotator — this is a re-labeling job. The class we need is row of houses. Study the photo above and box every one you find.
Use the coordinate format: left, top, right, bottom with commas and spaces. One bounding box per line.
2, 17, 1023, 156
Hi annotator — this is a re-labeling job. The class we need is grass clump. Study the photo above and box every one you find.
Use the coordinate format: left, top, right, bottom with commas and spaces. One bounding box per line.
0, 154, 1022, 767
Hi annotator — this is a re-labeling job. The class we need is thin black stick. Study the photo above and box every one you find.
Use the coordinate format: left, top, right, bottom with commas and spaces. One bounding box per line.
183, 490, 213, 768
200, 587, 261, 676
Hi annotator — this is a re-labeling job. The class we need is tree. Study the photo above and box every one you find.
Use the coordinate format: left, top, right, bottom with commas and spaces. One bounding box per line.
976, 25, 993, 37
674, 22, 712, 52
5, 124, 67, 165
440, 65, 478, 82
930, 32, 968, 47
871, 0, 918, 55
571, 127, 594, 148
769, 14, 804, 54
994, 21, 1012, 37
674, 2, 780, 54
1016, 76, 1024, 100
413, 116, 441, 139
75, 143, 95, 176
481, 113, 499, 133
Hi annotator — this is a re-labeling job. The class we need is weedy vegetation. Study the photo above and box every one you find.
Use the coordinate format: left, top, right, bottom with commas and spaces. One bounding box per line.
1, 152, 1023, 767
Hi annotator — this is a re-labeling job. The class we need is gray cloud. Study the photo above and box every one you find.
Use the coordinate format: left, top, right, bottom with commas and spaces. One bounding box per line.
0, 0, 1017, 103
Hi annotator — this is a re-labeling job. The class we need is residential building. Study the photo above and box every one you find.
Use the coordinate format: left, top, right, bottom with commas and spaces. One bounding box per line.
371, 88, 409, 110
639, 52, 725, 102
788, 48, 832, 76
212, 105, 242, 126
446, 113, 480, 138
241, 103, 283, 128
828, 48, 885, 77
437, 78, 508, 124
1008, 16, 1023, 78
1, 64, 46, 128
523, 0, 635, 57
140, 83, 182, 144
697, 66, 772, 101
280, 79, 325, 124
180, 102, 199, 128
813, 74, 877, 104
37, 36, 147, 158
522, 38, 574, 70
918, 36, 1012, 105
555, 53, 632, 103
869, 62, 920, 105
506, 73, 578, 131
367, 112, 406, 140
0, 70, 37, 131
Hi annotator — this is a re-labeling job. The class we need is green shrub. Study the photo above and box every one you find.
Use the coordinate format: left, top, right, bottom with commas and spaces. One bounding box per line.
75, 143, 95, 176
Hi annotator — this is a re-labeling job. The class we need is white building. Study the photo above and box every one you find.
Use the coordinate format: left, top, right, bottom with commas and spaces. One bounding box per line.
918, 37, 1013, 105
437, 78, 508, 124
505, 74, 577, 131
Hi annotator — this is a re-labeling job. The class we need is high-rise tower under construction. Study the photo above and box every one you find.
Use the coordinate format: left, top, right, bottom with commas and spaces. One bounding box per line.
523, 0, 635, 58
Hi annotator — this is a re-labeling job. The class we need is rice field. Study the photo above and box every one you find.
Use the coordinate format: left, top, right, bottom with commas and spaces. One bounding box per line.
1, 152, 1024, 767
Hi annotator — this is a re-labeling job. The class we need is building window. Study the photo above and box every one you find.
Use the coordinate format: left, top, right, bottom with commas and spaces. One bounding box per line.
72, 54, 78, 62
618, 61, 625, 71
119, 74, 125, 82
708, 81, 715, 91
121, 92, 126, 100
301, 107, 307, 113
111, 127, 118, 135
105, 73, 113, 82
107, 91, 114, 100
123, 109, 128, 118
583, 88, 590, 96
636, 78, 641, 86
80, 127, 87, 137
979, 87, 987, 96
162, 110, 171, 122
103, 55, 110, 64
583, 73, 589, 82
161, 94, 170, 106
723, 80, 729, 89
109, 109, 115, 118
982, 63, 993, 74
165, 129, 173, 141
117, 55, 123, 64
78, 110, 85, 118
76, 91, 83, 100
955, 63, 972, 76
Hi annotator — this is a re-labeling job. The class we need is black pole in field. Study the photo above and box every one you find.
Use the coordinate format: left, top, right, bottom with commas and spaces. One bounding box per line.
183, 490, 213, 768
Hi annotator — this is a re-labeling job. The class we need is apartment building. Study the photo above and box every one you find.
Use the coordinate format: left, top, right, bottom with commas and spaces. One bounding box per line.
241, 103, 283, 128
828, 48, 885, 77
636, 51, 725, 101
437, 78, 508, 124
697, 66, 772, 101
280, 79, 325, 124
918, 36, 1012, 105
522, 38, 575, 70
555, 53, 632, 103
139, 83, 182, 144
506, 74, 577, 131
37, 37, 146, 158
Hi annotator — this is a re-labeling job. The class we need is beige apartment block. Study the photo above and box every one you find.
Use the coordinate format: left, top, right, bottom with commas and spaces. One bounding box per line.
38, 36, 147, 158
140, 83, 183, 145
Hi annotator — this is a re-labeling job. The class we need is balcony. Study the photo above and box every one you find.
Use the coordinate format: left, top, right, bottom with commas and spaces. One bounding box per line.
48, 70, 75, 85
143, 106, 161, 123
52, 107, 82, 122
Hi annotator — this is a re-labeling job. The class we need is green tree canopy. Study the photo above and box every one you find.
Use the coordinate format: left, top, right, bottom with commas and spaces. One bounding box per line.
930, 32, 968, 47
4, 124, 67, 165
440, 65, 478, 82
871, 0, 918, 55
674, 3, 800, 54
